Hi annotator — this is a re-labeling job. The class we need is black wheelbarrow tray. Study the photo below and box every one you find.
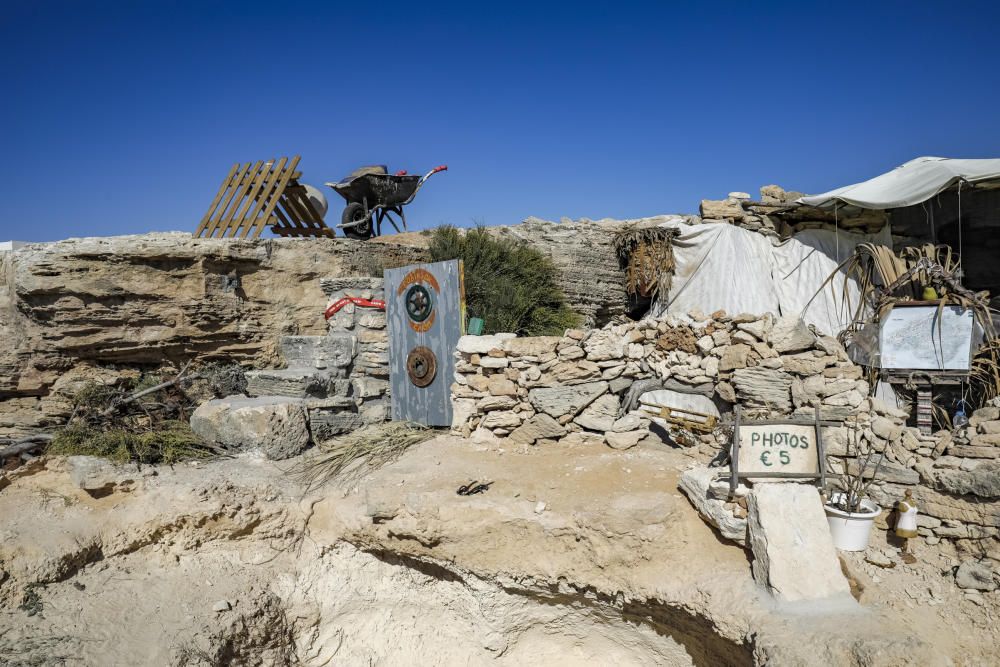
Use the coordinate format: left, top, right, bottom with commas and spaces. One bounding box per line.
325, 164, 447, 239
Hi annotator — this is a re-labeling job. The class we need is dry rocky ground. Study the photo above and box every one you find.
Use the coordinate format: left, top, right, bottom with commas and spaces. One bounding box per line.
1, 435, 997, 666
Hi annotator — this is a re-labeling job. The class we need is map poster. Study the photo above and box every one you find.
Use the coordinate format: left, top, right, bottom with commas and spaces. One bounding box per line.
879, 305, 978, 371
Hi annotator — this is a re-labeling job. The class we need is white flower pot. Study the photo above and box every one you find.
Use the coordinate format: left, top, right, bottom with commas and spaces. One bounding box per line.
825, 493, 881, 551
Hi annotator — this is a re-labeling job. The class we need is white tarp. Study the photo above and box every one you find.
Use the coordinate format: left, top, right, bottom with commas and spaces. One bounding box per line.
798, 156, 1000, 211
651, 220, 891, 336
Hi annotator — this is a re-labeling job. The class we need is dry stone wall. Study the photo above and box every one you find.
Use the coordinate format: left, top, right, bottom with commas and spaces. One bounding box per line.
451, 311, 1000, 559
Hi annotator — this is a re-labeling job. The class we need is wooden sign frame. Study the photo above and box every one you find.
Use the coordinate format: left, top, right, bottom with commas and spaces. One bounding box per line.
730, 406, 834, 494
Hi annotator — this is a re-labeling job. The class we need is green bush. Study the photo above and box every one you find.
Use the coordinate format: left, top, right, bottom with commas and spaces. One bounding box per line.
428, 226, 580, 336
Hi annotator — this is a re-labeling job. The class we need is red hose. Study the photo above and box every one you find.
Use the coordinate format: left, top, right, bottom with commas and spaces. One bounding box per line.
324, 297, 387, 320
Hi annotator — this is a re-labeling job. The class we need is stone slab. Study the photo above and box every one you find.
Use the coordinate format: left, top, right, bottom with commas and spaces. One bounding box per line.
747, 483, 852, 602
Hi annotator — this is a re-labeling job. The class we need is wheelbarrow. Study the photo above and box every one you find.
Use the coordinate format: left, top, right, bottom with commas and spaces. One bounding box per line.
325, 164, 447, 239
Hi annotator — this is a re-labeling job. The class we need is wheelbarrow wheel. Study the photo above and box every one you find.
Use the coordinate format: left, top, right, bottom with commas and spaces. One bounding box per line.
341, 202, 373, 240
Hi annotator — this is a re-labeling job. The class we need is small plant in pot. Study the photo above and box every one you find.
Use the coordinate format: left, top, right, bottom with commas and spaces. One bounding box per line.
824, 422, 885, 551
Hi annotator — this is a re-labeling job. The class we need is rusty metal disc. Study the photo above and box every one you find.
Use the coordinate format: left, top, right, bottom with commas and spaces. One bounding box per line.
406, 346, 437, 387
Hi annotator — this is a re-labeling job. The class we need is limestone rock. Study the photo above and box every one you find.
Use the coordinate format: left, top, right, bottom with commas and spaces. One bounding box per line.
955, 560, 997, 591
731, 368, 792, 412
768, 316, 815, 354
67, 456, 137, 495
747, 483, 852, 602
678, 466, 747, 546
719, 344, 751, 372
605, 430, 646, 450
191, 396, 310, 460
281, 334, 356, 370
573, 393, 620, 432
457, 334, 511, 355
528, 381, 608, 419
480, 410, 523, 430
245, 369, 349, 399
923, 462, 1000, 498
699, 198, 745, 221
487, 375, 518, 397
507, 413, 566, 445
502, 336, 561, 356
478, 395, 518, 412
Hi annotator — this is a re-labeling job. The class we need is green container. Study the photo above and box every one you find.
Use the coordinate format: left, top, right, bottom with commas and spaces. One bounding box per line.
467, 317, 484, 335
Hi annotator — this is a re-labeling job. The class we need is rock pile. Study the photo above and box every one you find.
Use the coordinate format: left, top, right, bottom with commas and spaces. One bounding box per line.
191, 278, 391, 459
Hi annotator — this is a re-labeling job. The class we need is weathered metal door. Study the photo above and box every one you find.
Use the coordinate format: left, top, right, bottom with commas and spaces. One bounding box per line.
384, 260, 465, 425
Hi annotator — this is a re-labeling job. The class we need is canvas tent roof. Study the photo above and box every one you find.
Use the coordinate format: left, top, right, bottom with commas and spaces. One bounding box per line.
798, 156, 1000, 211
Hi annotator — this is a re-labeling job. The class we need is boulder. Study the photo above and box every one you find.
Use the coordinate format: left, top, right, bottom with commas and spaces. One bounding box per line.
191, 396, 310, 460
528, 381, 608, 419
573, 393, 620, 432
747, 483, 852, 602
955, 560, 997, 592
678, 466, 747, 546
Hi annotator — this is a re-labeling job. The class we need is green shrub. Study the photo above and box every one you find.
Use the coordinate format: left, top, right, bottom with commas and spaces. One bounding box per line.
428, 225, 580, 336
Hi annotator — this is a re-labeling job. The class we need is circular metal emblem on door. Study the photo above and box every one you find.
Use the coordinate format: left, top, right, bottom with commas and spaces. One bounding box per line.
406, 346, 438, 387
405, 284, 433, 323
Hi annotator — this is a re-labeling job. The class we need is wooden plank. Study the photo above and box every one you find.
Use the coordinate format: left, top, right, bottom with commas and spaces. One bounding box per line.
194, 163, 238, 237
203, 161, 255, 238
250, 156, 299, 239
213, 160, 264, 238
212, 161, 260, 238
282, 190, 324, 235
232, 158, 283, 238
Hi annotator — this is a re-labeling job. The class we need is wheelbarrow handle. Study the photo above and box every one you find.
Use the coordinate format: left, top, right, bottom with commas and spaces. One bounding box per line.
431, 165, 448, 173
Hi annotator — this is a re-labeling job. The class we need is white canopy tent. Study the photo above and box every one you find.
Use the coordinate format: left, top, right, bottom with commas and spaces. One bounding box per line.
798, 156, 1000, 211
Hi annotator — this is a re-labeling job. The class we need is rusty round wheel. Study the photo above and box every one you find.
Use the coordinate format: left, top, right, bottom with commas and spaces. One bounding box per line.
406, 346, 438, 388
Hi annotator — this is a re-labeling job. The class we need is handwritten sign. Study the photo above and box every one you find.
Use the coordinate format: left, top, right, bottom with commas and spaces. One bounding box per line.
737, 423, 818, 475
729, 407, 829, 493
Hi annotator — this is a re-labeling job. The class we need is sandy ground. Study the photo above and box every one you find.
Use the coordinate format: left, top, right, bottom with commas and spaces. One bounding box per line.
0, 435, 995, 665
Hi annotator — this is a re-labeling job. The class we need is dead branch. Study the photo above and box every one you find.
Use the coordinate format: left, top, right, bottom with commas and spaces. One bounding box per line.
0, 434, 54, 461
98, 361, 199, 418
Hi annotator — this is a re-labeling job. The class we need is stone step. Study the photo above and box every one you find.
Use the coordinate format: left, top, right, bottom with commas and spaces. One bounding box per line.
306, 397, 364, 440
245, 368, 349, 399
280, 333, 356, 370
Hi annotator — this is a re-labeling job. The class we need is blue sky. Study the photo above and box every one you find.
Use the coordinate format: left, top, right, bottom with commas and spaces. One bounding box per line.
2, 1, 999, 241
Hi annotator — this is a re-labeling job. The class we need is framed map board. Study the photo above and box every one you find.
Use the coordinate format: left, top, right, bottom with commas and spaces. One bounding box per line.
729, 406, 830, 493
878, 304, 979, 371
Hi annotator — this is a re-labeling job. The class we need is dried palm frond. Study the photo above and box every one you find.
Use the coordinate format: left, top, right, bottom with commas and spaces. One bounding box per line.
288, 421, 436, 492
613, 226, 678, 299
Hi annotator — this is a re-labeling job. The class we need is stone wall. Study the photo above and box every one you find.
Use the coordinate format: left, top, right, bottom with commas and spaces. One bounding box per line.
450, 312, 999, 559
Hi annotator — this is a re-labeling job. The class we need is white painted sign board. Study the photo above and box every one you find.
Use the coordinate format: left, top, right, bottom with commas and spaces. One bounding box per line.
737, 423, 818, 476
879, 305, 978, 371
729, 407, 829, 493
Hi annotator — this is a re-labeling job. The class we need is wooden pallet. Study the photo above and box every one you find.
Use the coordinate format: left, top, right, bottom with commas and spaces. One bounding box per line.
193, 156, 334, 239
639, 401, 718, 433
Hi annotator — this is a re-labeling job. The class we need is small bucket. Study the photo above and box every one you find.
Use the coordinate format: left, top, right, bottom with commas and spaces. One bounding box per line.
825, 493, 881, 551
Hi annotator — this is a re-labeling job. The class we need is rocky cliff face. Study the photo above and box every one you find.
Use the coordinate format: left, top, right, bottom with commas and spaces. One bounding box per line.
498, 217, 631, 328
0, 233, 425, 435
0, 221, 636, 436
